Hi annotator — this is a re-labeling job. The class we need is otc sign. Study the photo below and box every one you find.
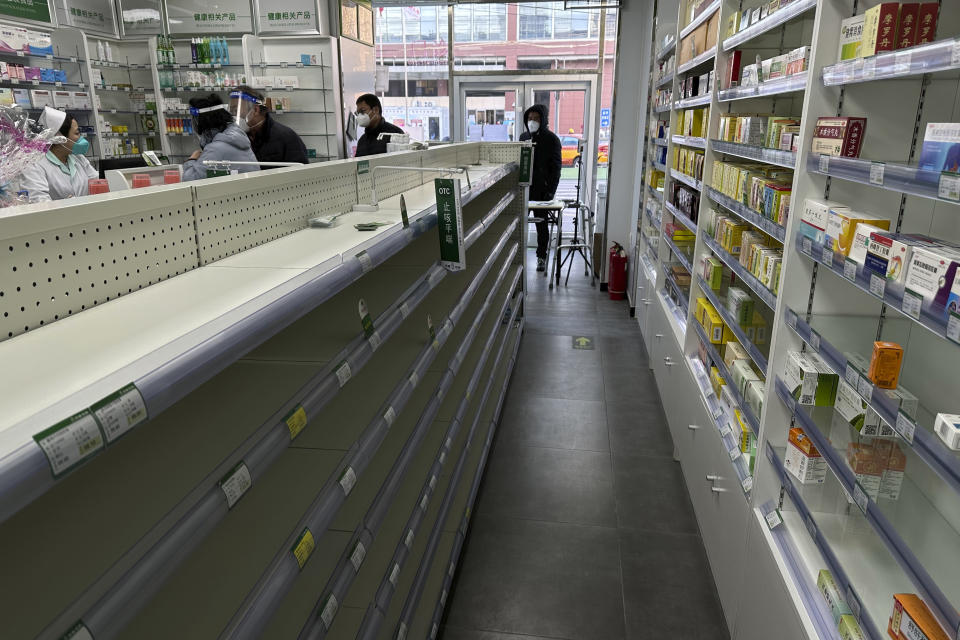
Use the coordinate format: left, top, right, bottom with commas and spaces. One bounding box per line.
435, 178, 465, 271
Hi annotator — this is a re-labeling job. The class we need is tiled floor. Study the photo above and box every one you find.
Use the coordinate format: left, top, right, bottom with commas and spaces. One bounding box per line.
440, 250, 729, 640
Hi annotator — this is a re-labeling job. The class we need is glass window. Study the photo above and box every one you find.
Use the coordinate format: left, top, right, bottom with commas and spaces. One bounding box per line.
518, 3, 553, 40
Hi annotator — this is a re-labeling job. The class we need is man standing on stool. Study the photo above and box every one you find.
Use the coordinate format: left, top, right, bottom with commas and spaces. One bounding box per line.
519, 104, 562, 272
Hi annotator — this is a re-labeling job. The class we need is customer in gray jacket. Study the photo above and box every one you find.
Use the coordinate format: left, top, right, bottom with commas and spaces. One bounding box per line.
181, 93, 260, 182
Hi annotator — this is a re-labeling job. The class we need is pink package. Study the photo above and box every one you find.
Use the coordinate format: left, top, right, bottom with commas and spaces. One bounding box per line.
24, 67, 41, 81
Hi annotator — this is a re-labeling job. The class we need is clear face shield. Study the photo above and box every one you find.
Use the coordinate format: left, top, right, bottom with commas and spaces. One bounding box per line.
189, 102, 230, 142
229, 91, 264, 133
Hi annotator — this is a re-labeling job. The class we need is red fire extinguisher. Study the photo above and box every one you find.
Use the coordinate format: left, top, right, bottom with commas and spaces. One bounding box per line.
608, 242, 628, 300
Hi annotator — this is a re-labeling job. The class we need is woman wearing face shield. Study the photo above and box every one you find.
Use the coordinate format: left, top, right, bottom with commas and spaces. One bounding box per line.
19, 107, 98, 203
181, 93, 260, 182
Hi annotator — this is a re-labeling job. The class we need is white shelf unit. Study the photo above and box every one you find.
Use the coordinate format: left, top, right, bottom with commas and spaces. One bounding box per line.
633, 1, 960, 640
0, 142, 526, 639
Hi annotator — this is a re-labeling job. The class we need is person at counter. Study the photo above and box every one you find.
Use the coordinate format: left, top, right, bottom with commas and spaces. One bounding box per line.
19, 107, 97, 203
231, 86, 308, 167
181, 94, 260, 182
354, 93, 403, 157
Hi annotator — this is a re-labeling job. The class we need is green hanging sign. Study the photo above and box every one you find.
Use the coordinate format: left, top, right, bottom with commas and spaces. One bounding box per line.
519, 146, 533, 186
0, 0, 52, 23
435, 177, 465, 272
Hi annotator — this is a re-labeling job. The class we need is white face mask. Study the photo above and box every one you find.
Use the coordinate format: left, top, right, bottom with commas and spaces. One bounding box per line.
356, 112, 371, 128
527, 120, 540, 133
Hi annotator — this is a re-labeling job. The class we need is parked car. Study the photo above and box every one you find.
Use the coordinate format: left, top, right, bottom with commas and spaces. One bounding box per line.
561, 135, 611, 166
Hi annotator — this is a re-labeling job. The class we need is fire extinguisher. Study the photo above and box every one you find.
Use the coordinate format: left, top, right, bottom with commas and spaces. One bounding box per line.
608, 242, 628, 300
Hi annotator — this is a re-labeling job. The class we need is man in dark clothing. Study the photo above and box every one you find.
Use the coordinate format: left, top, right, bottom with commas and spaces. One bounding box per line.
519, 104, 562, 272
355, 93, 404, 157
232, 86, 308, 168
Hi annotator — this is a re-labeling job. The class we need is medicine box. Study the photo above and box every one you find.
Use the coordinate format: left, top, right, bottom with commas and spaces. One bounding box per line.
745, 379, 764, 418
876, 440, 906, 500
837, 615, 866, 640
826, 211, 890, 257
917, 122, 960, 172
710, 366, 726, 396
704, 307, 726, 344
916, 3, 939, 45
51, 90, 72, 109
730, 359, 759, 395
0, 87, 12, 106
27, 30, 52, 56
861, 3, 900, 57
785, 427, 826, 484
720, 384, 738, 413
847, 442, 882, 500
896, 3, 920, 49
736, 410, 754, 452
726, 287, 754, 325
812, 116, 868, 158
837, 15, 865, 61
834, 379, 881, 434
703, 256, 724, 289
934, 413, 960, 450
696, 297, 713, 326
722, 340, 749, 369
30, 89, 53, 108
865, 232, 915, 282
849, 223, 887, 266
888, 593, 950, 640
750, 311, 767, 345
801, 199, 848, 245
817, 570, 852, 624
868, 341, 903, 389
905, 245, 960, 310
784, 351, 838, 406
12, 88, 30, 107
0, 26, 28, 53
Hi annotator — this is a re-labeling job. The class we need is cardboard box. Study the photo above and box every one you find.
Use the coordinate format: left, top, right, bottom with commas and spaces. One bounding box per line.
801, 199, 849, 245
905, 246, 960, 310
837, 15, 865, 61
745, 379, 764, 418
869, 341, 903, 389
849, 222, 887, 266
29, 89, 53, 108
817, 570, 852, 624
784, 351, 837, 406
896, 3, 920, 49
865, 232, 915, 282
835, 379, 882, 434
888, 593, 950, 640
916, 3, 939, 45
785, 427, 826, 484
826, 211, 890, 257
704, 307, 726, 344
812, 116, 868, 158
862, 3, 900, 57
837, 615, 867, 640
723, 340, 749, 368
918, 123, 960, 172
934, 413, 960, 450
710, 366, 726, 396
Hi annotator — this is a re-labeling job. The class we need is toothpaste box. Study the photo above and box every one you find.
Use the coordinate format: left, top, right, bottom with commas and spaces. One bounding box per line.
801, 199, 849, 245
905, 245, 960, 310
785, 427, 826, 484
817, 570, 852, 624
826, 211, 890, 257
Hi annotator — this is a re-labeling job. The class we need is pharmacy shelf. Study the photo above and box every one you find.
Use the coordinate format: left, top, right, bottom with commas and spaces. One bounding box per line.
640, 253, 657, 283
672, 134, 706, 149
0, 159, 517, 525
806, 153, 960, 206
712, 139, 796, 168
702, 234, 778, 310
162, 86, 331, 94
654, 137, 669, 147
642, 232, 659, 259
654, 103, 673, 114
722, 0, 818, 51
663, 268, 690, 312
660, 289, 688, 339
822, 37, 960, 87
783, 307, 960, 499
688, 357, 755, 493
697, 276, 768, 375
0, 79, 84, 89
690, 319, 760, 438
664, 199, 697, 234
680, 0, 720, 39
662, 233, 693, 273
765, 444, 887, 640
0, 51, 83, 63
654, 160, 668, 174
793, 234, 959, 346
705, 186, 786, 242
91, 60, 153, 70
674, 93, 712, 109
656, 73, 675, 88
678, 46, 718, 75
644, 202, 662, 231
718, 72, 809, 102
775, 379, 960, 636
656, 37, 676, 61
670, 168, 702, 191
647, 184, 664, 202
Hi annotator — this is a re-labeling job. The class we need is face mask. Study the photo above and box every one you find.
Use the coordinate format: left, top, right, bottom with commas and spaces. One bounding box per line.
238, 117, 251, 133
69, 136, 89, 155
356, 112, 371, 128
527, 120, 540, 133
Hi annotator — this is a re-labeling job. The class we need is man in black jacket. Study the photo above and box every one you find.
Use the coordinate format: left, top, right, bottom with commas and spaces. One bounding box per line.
519, 104, 562, 272
233, 86, 308, 168
355, 93, 404, 157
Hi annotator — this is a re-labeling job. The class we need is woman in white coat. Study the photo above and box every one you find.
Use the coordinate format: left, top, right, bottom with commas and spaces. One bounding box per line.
19, 107, 98, 203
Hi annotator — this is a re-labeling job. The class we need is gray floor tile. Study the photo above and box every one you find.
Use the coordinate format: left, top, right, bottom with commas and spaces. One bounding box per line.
603, 367, 660, 406
477, 445, 616, 526
606, 399, 673, 457
620, 530, 728, 640
499, 396, 609, 452
444, 516, 625, 640
510, 357, 605, 402
441, 626, 565, 640
612, 453, 698, 534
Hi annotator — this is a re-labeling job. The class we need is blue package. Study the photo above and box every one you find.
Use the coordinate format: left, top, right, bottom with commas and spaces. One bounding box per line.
918, 124, 960, 172
300, 54, 312, 66
40, 67, 56, 82
55, 69, 67, 83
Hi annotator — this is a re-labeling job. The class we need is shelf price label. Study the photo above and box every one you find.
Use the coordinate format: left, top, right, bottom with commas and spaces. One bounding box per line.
285, 405, 308, 440
869, 274, 886, 298
349, 541, 366, 572
894, 411, 916, 444
291, 527, 315, 569
857, 375, 874, 402
843, 259, 858, 281
894, 51, 912, 74
335, 361, 352, 387
852, 482, 869, 514
764, 508, 783, 529
952, 40, 960, 67
339, 466, 357, 495
60, 621, 93, 640
818, 155, 829, 173
741, 476, 753, 494
938, 172, 960, 202
219, 461, 252, 509
320, 594, 338, 630
34, 410, 104, 477
90, 383, 148, 443
846, 585, 863, 620
869, 162, 885, 185
809, 330, 821, 352
947, 313, 960, 344
801, 236, 813, 256
822, 246, 834, 265
844, 362, 861, 388
902, 289, 923, 319
862, 57, 876, 80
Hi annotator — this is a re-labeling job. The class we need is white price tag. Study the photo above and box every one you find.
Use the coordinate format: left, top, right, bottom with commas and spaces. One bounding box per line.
857, 375, 874, 402
429, 475, 437, 491
320, 594, 338, 629
741, 476, 753, 493
369, 331, 382, 352
852, 482, 869, 513
357, 250, 374, 272
336, 361, 352, 387
420, 493, 429, 511
862, 57, 876, 80
869, 162, 885, 185
439, 451, 446, 464
895, 411, 916, 444
902, 289, 923, 319
844, 259, 858, 281
939, 172, 960, 201
802, 236, 813, 255
55, 81, 61, 87
894, 51, 912, 74
383, 406, 396, 427
785, 309, 797, 330
765, 509, 783, 529
61, 621, 94, 640
952, 40, 960, 67
34, 411, 104, 477
400, 301, 411, 318
405, 529, 415, 548
810, 330, 821, 352
729, 446, 741, 461
339, 466, 357, 495
409, 371, 420, 388
719, 423, 732, 437
844, 363, 861, 387
847, 585, 862, 620
947, 314, 960, 344
91, 383, 148, 443
869, 273, 886, 298
818, 155, 829, 173
397, 622, 408, 640
350, 541, 366, 571
219, 462, 252, 508
822, 246, 834, 264
389, 562, 401, 586
440, 589, 448, 606
449, 560, 456, 577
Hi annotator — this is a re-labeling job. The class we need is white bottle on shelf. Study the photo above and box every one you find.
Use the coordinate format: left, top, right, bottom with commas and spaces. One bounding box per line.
97, 40, 105, 62
104, 41, 113, 63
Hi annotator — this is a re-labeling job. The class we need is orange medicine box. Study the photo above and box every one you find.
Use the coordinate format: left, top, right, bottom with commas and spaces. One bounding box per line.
888, 593, 949, 640
784, 427, 826, 484
869, 341, 904, 389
